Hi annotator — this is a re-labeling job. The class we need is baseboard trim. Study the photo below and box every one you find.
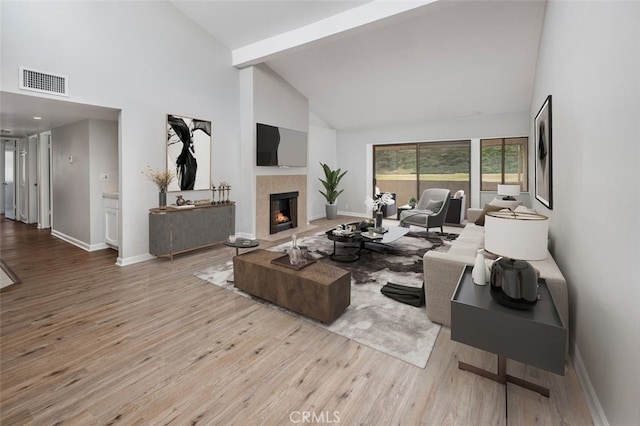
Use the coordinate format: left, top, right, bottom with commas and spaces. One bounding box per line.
116, 253, 155, 267
51, 231, 115, 253
89, 242, 109, 252
571, 336, 609, 426
338, 211, 368, 219
51, 230, 91, 251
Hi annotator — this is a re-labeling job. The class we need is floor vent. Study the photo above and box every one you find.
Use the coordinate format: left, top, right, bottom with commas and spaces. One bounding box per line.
19, 67, 68, 96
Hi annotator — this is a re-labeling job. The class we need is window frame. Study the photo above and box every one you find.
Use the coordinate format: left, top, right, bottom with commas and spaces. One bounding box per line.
373, 140, 471, 208
480, 137, 528, 192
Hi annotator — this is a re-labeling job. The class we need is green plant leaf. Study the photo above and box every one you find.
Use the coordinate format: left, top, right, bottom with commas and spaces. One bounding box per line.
318, 162, 347, 204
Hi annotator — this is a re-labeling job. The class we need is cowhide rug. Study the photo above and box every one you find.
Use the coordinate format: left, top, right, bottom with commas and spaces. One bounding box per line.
195, 228, 458, 368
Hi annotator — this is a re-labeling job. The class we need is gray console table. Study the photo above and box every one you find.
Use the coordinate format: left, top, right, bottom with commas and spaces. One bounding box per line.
451, 265, 567, 397
149, 203, 235, 260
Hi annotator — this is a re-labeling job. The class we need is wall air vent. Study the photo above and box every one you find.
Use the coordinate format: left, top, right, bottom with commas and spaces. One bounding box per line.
19, 66, 68, 96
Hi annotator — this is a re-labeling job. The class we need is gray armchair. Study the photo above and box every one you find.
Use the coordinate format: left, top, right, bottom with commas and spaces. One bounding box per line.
399, 188, 451, 234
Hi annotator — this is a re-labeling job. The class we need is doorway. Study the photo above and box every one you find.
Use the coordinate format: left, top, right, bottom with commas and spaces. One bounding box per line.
3, 140, 16, 220
37, 131, 52, 229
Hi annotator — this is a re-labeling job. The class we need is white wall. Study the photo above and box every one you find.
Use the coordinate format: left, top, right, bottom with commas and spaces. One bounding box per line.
238, 67, 255, 236
37, 131, 51, 229
336, 112, 529, 216
51, 120, 91, 243
1, 1, 241, 264
531, 1, 640, 425
308, 112, 337, 220
89, 119, 118, 246
0, 140, 5, 214
49, 119, 117, 249
254, 64, 309, 134
240, 64, 310, 235
238, 63, 337, 230
27, 135, 38, 223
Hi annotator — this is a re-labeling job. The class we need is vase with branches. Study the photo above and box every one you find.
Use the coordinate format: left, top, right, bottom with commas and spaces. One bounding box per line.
143, 166, 175, 209
365, 192, 395, 228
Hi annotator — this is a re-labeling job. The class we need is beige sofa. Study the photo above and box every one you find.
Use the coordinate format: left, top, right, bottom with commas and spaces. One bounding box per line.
423, 210, 569, 332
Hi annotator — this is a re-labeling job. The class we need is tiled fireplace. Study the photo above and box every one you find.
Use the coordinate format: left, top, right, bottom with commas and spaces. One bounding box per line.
256, 175, 308, 240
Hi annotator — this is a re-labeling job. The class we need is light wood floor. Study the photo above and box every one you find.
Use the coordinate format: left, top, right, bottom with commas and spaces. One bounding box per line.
0, 215, 592, 425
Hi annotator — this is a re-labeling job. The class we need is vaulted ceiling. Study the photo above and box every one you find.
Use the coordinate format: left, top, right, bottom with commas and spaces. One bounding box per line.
173, 0, 546, 130
1, 0, 546, 138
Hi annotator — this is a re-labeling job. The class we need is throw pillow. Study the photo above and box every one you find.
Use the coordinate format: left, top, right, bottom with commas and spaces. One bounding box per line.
425, 199, 443, 213
474, 204, 504, 226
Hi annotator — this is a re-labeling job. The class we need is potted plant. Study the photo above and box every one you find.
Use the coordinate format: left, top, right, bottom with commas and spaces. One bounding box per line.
408, 196, 418, 208
318, 162, 347, 220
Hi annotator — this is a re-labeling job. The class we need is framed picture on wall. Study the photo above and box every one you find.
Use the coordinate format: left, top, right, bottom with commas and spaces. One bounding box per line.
166, 114, 211, 192
534, 95, 552, 209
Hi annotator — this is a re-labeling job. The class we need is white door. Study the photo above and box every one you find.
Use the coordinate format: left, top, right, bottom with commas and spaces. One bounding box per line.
38, 132, 51, 229
28, 136, 38, 224
18, 139, 28, 223
3, 141, 16, 220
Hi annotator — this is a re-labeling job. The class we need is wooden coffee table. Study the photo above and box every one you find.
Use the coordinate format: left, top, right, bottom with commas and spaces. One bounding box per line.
233, 249, 351, 323
326, 226, 410, 262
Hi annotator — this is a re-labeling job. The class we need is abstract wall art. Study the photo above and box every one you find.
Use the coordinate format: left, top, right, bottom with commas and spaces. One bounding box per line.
167, 114, 211, 191
534, 95, 552, 209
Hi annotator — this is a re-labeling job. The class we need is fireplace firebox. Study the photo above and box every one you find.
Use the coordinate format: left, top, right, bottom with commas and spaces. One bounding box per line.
270, 191, 298, 234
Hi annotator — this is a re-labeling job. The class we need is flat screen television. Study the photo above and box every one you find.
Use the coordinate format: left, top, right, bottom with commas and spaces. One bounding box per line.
256, 123, 307, 167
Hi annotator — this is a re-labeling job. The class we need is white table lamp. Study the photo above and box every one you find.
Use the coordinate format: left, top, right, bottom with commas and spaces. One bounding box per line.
497, 184, 521, 201
484, 210, 549, 309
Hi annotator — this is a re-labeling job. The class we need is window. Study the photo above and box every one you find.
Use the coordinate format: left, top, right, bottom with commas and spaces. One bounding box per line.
480, 137, 528, 192
373, 141, 470, 208
418, 141, 470, 197
373, 144, 417, 205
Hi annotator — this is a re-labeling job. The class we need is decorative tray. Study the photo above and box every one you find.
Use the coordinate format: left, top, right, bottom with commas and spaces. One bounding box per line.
167, 204, 196, 209
329, 230, 358, 237
362, 232, 384, 240
367, 227, 388, 234
271, 254, 317, 271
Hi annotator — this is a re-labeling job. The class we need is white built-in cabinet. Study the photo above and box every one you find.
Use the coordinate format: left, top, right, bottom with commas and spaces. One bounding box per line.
103, 193, 119, 249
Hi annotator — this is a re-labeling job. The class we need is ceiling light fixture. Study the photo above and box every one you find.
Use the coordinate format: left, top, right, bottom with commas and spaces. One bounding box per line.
33, 116, 43, 120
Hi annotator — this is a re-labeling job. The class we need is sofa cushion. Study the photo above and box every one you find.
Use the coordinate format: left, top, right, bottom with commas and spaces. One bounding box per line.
474, 204, 504, 226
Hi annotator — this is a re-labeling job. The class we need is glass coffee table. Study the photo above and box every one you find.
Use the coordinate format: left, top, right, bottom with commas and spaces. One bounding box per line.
326, 226, 410, 262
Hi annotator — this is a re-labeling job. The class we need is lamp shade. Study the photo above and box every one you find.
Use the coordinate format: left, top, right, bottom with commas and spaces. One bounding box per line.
485, 210, 549, 309
484, 211, 549, 260
497, 184, 521, 197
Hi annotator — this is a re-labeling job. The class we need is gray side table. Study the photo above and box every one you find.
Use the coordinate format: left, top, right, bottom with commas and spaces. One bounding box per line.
224, 238, 259, 257
451, 265, 567, 397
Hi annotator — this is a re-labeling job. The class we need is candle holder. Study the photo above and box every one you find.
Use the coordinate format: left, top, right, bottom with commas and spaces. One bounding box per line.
225, 185, 231, 203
